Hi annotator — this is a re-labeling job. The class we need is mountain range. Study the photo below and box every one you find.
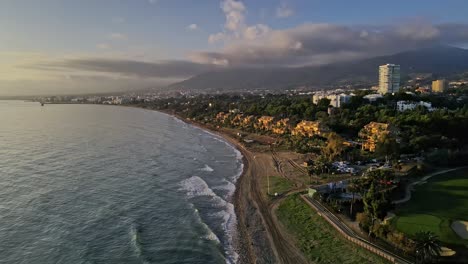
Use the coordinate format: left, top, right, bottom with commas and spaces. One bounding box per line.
168, 46, 468, 92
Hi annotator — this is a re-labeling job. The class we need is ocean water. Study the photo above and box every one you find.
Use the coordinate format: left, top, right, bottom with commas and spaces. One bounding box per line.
0, 101, 243, 264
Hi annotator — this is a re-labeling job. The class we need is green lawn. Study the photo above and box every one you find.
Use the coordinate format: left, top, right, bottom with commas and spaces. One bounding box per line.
262, 176, 293, 196
394, 168, 468, 245
277, 194, 389, 264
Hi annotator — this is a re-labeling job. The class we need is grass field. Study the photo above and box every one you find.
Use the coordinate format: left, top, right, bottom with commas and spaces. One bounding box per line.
277, 194, 389, 264
394, 168, 468, 245
261, 175, 293, 196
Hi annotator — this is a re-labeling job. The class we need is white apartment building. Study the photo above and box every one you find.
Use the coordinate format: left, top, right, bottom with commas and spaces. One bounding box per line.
379, 64, 400, 94
397, 101, 433, 112
313, 93, 353, 108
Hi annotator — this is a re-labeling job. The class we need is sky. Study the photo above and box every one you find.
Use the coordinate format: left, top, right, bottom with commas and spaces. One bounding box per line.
2, 0, 468, 96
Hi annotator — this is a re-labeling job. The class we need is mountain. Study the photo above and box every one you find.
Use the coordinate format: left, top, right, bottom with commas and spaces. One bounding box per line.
169, 46, 468, 92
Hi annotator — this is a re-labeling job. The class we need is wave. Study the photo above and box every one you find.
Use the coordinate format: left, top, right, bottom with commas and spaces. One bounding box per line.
199, 164, 214, 172
189, 203, 221, 244
179, 176, 238, 264
213, 180, 236, 200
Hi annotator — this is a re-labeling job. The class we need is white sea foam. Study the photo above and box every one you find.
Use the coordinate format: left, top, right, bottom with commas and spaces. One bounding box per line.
189, 203, 221, 244
213, 179, 236, 199
180, 176, 239, 264
199, 164, 214, 172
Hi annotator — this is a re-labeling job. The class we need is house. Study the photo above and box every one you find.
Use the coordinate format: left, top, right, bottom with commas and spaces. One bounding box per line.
359, 122, 397, 152
292, 121, 329, 137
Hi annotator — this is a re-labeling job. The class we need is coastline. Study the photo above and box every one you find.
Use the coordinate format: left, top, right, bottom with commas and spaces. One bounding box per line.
158, 109, 307, 264
47, 103, 303, 264
158, 110, 263, 264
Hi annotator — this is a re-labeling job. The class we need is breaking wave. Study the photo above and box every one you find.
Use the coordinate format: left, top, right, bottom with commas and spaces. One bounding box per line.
199, 164, 214, 172
179, 176, 239, 264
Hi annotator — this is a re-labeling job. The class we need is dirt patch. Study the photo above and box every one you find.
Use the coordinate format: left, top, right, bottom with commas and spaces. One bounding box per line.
451, 220, 468, 239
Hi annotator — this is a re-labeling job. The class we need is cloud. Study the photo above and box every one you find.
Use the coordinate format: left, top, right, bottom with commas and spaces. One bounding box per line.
27, 58, 223, 79
276, 3, 294, 18
108, 33, 127, 40
148, 0, 157, 4
187, 24, 199, 31
208, 0, 271, 44
199, 5, 468, 67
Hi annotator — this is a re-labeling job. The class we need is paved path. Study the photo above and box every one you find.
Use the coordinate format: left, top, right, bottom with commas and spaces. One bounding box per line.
302, 195, 413, 264
394, 167, 467, 204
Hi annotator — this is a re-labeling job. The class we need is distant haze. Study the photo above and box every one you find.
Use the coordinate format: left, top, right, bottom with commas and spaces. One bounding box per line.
2, 0, 468, 96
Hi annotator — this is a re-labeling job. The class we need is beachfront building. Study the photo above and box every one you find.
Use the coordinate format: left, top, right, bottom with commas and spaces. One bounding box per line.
215, 112, 230, 124
379, 64, 400, 94
312, 92, 353, 108
255, 116, 275, 131
292, 121, 329, 137
241, 115, 255, 128
359, 122, 396, 152
272, 118, 291, 135
396, 101, 433, 112
231, 114, 244, 126
432, 79, 447, 93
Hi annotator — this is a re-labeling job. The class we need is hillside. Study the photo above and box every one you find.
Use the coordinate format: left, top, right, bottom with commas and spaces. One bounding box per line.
168, 46, 468, 92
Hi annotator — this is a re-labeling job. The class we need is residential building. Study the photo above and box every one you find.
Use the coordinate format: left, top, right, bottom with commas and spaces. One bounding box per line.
255, 116, 274, 130
432, 79, 447, 93
359, 122, 396, 152
312, 92, 353, 108
272, 118, 291, 135
379, 64, 400, 94
292, 121, 329, 137
241, 115, 255, 128
215, 112, 230, 123
231, 114, 244, 126
396, 101, 433, 112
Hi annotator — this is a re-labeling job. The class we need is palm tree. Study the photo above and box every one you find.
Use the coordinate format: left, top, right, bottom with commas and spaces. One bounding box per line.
414, 231, 442, 264
347, 180, 359, 217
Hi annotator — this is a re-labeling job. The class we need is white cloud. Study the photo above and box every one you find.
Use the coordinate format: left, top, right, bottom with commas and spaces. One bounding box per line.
208, 0, 271, 44
187, 24, 199, 31
108, 33, 127, 40
196, 21, 468, 67
148, 0, 157, 4
276, 3, 294, 18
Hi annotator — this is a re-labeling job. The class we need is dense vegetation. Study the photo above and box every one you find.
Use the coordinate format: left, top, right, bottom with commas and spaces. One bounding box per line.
138, 88, 468, 165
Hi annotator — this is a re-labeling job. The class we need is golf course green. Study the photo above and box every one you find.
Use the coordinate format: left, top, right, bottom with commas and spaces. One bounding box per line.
394, 168, 468, 245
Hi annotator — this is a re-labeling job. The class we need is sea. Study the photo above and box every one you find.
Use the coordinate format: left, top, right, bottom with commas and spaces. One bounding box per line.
0, 101, 243, 264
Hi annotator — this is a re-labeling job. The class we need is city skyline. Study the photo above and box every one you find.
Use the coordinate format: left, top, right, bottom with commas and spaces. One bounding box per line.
3, 0, 468, 95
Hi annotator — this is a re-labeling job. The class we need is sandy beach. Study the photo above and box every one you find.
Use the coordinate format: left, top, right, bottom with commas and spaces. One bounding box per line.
162, 111, 308, 264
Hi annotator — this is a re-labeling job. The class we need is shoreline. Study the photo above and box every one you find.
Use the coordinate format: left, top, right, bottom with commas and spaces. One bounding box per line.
46, 103, 302, 264
158, 110, 261, 264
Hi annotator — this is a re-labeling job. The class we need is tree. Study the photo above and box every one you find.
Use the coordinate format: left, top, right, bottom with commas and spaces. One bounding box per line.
375, 133, 399, 161
321, 132, 346, 162
347, 180, 359, 217
414, 231, 442, 264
